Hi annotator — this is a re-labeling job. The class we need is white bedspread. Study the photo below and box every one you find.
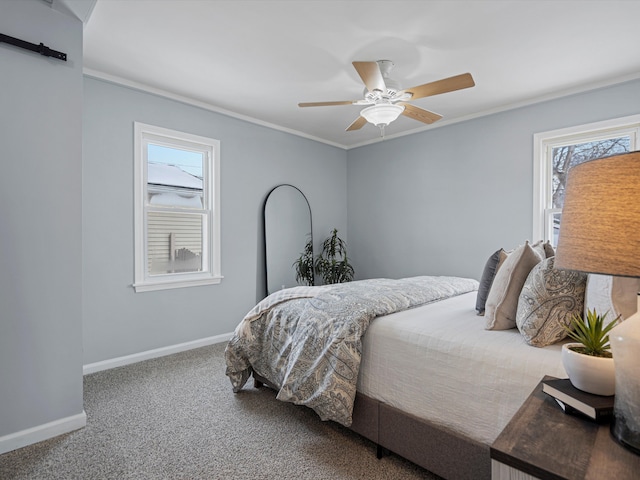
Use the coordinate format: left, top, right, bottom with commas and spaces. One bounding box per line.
357, 291, 568, 445
226, 276, 478, 427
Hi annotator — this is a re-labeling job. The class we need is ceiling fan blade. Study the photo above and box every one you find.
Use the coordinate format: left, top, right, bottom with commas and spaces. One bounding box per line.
352, 61, 386, 93
346, 116, 368, 131
399, 73, 475, 100
298, 100, 356, 107
401, 103, 442, 124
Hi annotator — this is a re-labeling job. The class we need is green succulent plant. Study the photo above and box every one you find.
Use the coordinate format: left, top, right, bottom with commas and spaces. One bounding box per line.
564, 308, 619, 358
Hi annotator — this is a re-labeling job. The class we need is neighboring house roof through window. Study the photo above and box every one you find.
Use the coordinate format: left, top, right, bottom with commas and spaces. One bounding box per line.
147, 163, 202, 190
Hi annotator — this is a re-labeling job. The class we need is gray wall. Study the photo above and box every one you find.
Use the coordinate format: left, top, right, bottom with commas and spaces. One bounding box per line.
3, 0, 638, 451
347, 79, 640, 281
0, 0, 84, 440
82, 77, 347, 364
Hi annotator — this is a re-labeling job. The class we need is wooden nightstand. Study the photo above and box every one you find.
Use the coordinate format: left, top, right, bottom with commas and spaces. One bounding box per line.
490, 376, 640, 480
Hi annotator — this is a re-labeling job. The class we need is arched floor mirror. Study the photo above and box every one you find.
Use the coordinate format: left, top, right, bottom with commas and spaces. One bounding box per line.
264, 184, 312, 296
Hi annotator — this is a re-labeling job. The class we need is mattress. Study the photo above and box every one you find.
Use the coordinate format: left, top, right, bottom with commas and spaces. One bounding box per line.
357, 291, 568, 445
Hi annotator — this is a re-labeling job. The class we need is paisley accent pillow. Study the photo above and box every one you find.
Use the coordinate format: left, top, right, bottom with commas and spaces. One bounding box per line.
516, 256, 587, 347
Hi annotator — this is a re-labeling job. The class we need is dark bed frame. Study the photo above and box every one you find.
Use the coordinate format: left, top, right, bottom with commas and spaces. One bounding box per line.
253, 374, 491, 480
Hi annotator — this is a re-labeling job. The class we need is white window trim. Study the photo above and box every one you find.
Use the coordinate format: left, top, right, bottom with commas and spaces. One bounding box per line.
533, 114, 640, 243
133, 122, 222, 292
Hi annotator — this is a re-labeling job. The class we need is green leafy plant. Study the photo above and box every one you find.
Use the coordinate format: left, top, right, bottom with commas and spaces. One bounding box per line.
564, 308, 619, 358
314, 228, 354, 285
292, 235, 315, 286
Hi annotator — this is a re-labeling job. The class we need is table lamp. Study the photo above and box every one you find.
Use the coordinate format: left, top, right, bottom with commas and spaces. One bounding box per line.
554, 150, 640, 455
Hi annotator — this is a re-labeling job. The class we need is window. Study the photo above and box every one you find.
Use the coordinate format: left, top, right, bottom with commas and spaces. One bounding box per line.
134, 123, 221, 292
533, 115, 640, 247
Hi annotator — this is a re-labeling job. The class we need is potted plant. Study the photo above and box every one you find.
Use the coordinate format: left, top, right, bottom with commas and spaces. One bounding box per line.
314, 228, 354, 285
561, 308, 619, 396
292, 235, 315, 286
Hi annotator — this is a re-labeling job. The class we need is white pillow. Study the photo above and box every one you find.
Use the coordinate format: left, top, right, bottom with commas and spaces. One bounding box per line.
584, 274, 640, 324
531, 240, 555, 259
485, 242, 543, 330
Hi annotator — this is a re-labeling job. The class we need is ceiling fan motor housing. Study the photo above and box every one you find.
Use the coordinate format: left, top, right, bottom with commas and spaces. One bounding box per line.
363, 59, 402, 100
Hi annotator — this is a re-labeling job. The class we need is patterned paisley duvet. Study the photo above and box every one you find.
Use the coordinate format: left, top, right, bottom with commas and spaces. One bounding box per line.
224, 276, 478, 426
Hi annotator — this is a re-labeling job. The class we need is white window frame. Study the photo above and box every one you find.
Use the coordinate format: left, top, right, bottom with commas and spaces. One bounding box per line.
133, 122, 222, 292
533, 114, 640, 244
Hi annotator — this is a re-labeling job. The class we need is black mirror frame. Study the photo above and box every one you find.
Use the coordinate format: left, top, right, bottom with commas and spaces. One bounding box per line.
263, 184, 313, 297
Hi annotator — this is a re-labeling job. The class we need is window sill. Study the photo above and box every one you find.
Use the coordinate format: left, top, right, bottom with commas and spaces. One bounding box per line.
133, 275, 223, 293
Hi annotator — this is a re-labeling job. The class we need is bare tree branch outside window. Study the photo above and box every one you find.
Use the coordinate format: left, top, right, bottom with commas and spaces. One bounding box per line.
551, 137, 630, 209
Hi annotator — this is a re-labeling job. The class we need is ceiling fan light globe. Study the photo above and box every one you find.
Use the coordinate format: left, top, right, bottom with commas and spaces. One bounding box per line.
361, 104, 405, 126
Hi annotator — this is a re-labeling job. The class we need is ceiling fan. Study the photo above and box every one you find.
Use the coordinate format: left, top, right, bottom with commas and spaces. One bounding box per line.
298, 60, 475, 135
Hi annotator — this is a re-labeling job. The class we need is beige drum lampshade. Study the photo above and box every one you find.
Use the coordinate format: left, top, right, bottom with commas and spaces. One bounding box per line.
554, 151, 640, 277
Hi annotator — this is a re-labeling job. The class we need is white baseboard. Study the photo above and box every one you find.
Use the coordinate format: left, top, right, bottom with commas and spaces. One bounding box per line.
0, 336, 232, 455
0, 411, 87, 455
82, 332, 233, 375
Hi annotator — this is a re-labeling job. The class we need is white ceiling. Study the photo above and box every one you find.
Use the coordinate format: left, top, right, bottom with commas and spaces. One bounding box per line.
82, 0, 640, 149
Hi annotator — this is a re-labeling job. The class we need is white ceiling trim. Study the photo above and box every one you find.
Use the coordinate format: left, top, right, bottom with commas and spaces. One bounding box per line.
83, 67, 348, 150
346, 71, 640, 149
84, 67, 640, 152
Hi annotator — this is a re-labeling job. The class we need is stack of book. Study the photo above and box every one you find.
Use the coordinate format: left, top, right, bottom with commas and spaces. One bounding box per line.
542, 378, 614, 422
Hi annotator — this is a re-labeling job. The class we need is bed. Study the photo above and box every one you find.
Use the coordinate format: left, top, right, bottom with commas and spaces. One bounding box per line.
225, 274, 568, 479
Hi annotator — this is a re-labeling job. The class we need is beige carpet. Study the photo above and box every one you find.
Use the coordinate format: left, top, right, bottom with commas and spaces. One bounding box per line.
0, 342, 441, 479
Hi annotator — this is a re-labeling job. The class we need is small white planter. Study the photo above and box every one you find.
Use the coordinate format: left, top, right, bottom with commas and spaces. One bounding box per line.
561, 343, 615, 396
